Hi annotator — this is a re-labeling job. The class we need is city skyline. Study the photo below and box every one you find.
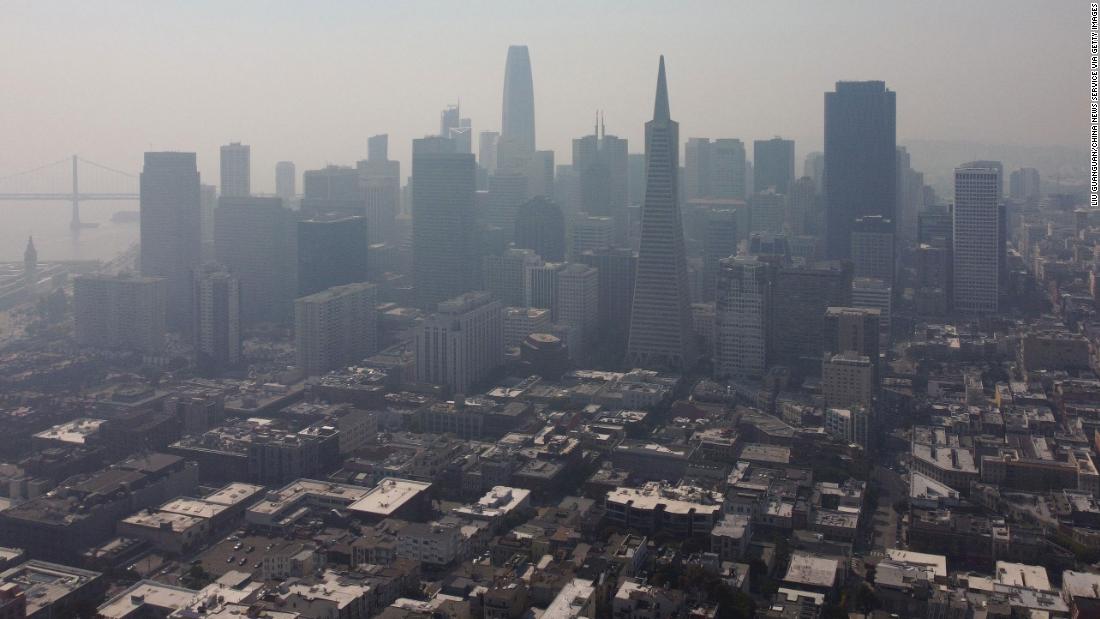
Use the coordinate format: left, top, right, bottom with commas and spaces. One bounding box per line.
0, 2, 1084, 193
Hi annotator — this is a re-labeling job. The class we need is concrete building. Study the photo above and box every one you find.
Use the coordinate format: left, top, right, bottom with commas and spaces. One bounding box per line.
192, 264, 241, 374
74, 273, 166, 353
953, 162, 1003, 313
749, 189, 785, 234
514, 196, 566, 262
850, 215, 895, 286
0, 560, 103, 619
753, 137, 795, 194
605, 482, 722, 536
503, 307, 551, 348
851, 277, 892, 345
297, 215, 369, 299
219, 142, 250, 198
484, 248, 542, 307
714, 256, 769, 379
822, 352, 874, 411
140, 152, 201, 331
416, 292, 503, 394
275, 160, 296, 200
768, 261, 852, 375
569, 215, 614, 259
358, 135, 401, 244
578, 246, 636, 359
556, 263, 599, 355
295, 283, 378, 376
626, 57, 696, 372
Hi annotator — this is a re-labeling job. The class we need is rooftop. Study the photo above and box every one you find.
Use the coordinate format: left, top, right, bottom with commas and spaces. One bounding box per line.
348, 477, 432, 518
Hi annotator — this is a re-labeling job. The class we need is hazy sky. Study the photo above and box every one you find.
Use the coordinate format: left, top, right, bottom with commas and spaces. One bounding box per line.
0, 1, 1084, 192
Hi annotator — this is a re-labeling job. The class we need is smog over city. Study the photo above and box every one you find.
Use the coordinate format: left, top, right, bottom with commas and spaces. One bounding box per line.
0, 2, 1093, 618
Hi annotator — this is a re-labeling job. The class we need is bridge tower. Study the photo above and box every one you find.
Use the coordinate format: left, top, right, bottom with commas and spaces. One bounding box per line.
70, 155, 80, 230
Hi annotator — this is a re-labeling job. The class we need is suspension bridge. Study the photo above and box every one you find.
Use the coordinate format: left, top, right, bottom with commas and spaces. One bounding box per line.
0, 155, 138, 230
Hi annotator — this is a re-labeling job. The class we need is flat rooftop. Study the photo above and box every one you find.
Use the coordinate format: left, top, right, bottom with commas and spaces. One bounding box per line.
348, 477, 432, 518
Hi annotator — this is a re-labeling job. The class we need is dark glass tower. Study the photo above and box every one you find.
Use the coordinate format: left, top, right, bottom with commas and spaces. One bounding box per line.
140, 152, 201, 332
824, 81, 896, 259
625, 57, 696, 371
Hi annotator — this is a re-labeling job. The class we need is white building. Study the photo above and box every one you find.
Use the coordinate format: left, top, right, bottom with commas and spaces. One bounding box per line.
275, 161, 296, 200
953, 163, 1002, 313
824, 407, 868, 448
417, 292, 503, 394
556, 263, 599, 354
570, 215, 614, 259
219, 142, 251, 198
74, 273, 167, 353
295, 283, 378, 377
715, 256, 768, 378
396, 521, 462, 566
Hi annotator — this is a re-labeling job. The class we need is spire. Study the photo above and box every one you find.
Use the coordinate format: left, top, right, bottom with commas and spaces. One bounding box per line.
653, 55, 670, 122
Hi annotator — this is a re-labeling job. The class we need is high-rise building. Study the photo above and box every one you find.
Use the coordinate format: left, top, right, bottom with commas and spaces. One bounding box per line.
483, 248, 542, 307
526, 150, 555, 199
573, 121, 629, 239
625, 56, 696, 372
74, 273, 166, 353
685, 138, 747, 200
627, 153, 646, 206
824, 81, 896, 259
295, 282, 378, 376
358, 135, 401, 244
823, 306, 880, 362
701, 209, 738, 302
140, 152, 201, 331
1009, 167, 1040, 205
193, 264, 241, 375
787, 176, 819, 237
200, 184, 217, 252
714, 256, 770, 379
514, 196, 566, 262
851, 277, 892, 345
822, 352, 874, 411
753, 137, 795, 194
275, 161, 296, 201
804, 152, 825, 193
916, 243, 950, 315
850, 215, 895, 286
918, 204, 953, 246
499, 45, 536, 171
22, 236, 36, 289
525, 261, 561, 311
479, 131, 500, 173
416, 291, 503, 394
486, 171, 529, 233
570, 215, 615, 258
215, 196, 295, 325
556, 263, 599, 355
503, 307, 551, 348
896, 147, 925, 242
297, 215, 369, 298
578, 247, 636, 359
220, 142, 251, 198
749, 189, 785, 234
768, 261, 852, 374
952, 163, 1003, 313
412, 136, 478, 308
685, 138, 713, 201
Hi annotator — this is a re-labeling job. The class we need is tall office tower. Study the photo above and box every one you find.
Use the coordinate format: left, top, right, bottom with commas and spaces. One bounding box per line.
625, 57, 696, 371
295, 282, 378, 376
952, 163, 1003, 313
822, 352, 874, 410
200, 184, 217, 251
851, 277, 892, 344
193, 264, 241, 375
498, 45, 536, 171
787, 176, 819, 237
215, 196, 295, 325
440, 104, 473, 153
554, 165, 582, 217
514, 196, 566, 262
570, 215, 614, 258
572, 121, 629, 237
358, 135, 401, 244
753, 137, 795, 194
483, 248, 542, 306
744, 160, 754, 196
486, 171, 529, 233
895, 147, 925, 242
302, 165, 361, 202
297, 215, 370, 297
916, 243, 950, 315
627, 153, 646, 205
416, 291, 503, 394
701, 209, 738, 302
685, 138, 712, 200
74, 273, 166, 353
140, 152, 201, 331
918, 204, 953, 246
579, 247, 637, 358
220, 142, 251, 198
525, 261, 561, 310
479, 131, 500, 173
749, 189, 785, 234
712, 139, 747, 199
768, 261, 852, 375
850, 215, 895, 285
823, 306, 880, 361
412, 136, 478, 308
824, 81, 896, 259
556, 263, 599, 355
526, 150, 555, 198
804, 152, 825, 193
1009, 167, 1041, 205
275, 161, 296, 201
714, 256, 770, 379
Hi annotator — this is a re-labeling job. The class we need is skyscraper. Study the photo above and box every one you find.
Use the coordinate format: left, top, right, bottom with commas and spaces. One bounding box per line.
579, 246, 636, 361
440, 103, 473, 153
140, 152, 201, 331
74, 273, 166, 353
215, 196, 295, 325
684, 138, 747, 200
850, 215, 896, 286
514, 196, 566, 262
193, 264, 241, 375
295, 283, 378, 376
220, 142, 251, 198
953, 163, 1003, 313
768, 261, 853, 375
714, 256, 770, 379
416, 291, 503, 394
499, 45, 536, 170
412, 136, 478, 308
1009, 167, 1041, 204
479, 131, 500, 174
358, 135, 401, 244
572, 120, 629, 235
753, 137, 795, 194
297, 215, 370, 298
824, 81, 897, 259
275, 161, 296, 201
701, 209, 738, 302
625, 57, 696, 371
